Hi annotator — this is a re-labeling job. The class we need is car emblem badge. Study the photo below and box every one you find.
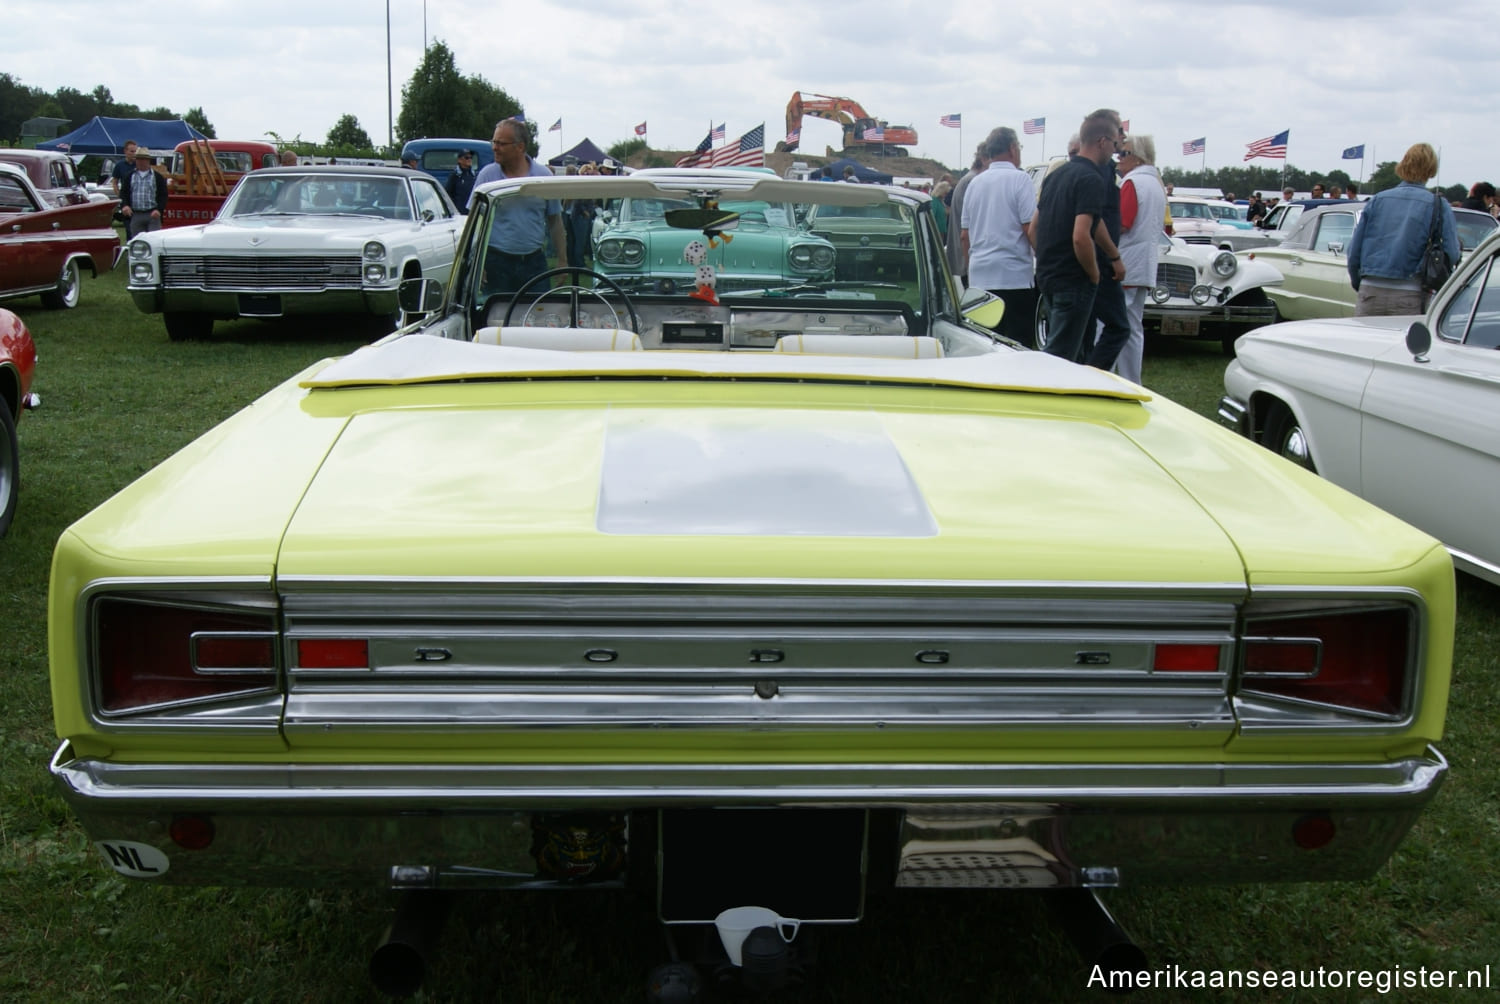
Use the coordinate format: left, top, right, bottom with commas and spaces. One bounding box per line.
248, 237, 263, 247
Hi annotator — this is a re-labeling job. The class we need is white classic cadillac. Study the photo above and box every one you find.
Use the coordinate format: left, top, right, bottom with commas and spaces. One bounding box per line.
124, 165, 464, 341
1221, 227, 1500, 585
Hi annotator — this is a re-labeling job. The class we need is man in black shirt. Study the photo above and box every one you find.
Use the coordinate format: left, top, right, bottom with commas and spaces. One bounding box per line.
445, 149, 478, 215
1034, 110, 1126, 362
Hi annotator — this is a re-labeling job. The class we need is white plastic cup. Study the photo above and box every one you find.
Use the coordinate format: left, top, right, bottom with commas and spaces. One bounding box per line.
714, 906, 801, 966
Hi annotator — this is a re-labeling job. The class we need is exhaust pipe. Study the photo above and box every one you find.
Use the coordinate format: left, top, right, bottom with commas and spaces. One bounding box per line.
1050, 889, 1146, 984
369, 891, 451, 998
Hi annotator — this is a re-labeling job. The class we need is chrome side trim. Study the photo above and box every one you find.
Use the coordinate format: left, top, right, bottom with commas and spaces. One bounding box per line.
1216, 394, 1248, 434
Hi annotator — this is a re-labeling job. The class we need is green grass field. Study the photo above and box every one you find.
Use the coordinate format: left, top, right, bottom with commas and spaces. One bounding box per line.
1, 264, 1496, 1003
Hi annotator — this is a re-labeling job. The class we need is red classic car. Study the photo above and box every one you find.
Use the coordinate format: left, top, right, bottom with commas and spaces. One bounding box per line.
0, 162, 121, 310
0, 148, 94, 207
0, 307, 37, 536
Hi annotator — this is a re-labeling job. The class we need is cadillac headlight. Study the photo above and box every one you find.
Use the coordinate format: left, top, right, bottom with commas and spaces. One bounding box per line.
363, 241, 387, 261
129, 240, 152, 260
1212, 251, 1237, 278
364, 263, 387, 283
131, 262, 154, 282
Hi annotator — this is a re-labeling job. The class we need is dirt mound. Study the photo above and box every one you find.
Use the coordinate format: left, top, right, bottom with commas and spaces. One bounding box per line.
628, 148, 957, 184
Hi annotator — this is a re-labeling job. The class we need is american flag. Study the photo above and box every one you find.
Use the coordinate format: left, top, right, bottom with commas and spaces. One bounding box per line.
712, 124, 765, 168
548, 118, 561, 133
635, 121, 647, 136
784, 127, 800, 146
675, 130, 713, 167
1183, 137, 1205, 156
939, 113, 961, 128
1023, 117, 1046, 135
1244, 129, 1289, 161
866, 125, 885, 142
711, 123, 726, 142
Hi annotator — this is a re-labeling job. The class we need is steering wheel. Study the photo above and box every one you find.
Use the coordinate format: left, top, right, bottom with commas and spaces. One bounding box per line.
497, 267, 641, 333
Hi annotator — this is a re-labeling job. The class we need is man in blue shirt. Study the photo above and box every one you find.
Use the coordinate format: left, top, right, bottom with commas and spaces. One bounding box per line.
471, 119, 566, 295
445, 149, 477, 214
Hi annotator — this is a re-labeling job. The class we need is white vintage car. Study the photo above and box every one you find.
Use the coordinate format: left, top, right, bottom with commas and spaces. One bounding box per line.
124, 165, 464, 341
1220, 227, 1500, 585
1142, 233, 1283, 353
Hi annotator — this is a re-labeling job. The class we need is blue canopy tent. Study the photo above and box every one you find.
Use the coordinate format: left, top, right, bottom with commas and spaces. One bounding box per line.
548, 138, 611, 170
36, 116, 208, 157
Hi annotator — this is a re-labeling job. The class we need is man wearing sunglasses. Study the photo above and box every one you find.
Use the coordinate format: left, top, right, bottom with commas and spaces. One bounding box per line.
1034, 109, 1126, 363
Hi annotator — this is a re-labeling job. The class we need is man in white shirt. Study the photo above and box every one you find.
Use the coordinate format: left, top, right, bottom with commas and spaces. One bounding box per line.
961, 126, 1038, 346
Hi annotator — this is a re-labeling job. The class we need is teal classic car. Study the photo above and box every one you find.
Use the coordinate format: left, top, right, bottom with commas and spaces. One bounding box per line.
49, 168, 1452, 998
592, 170, 835, 295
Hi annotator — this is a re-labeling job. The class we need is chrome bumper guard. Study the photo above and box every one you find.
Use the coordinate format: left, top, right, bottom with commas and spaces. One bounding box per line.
1217, 394, 1249, 435
52, 743, 1447, 890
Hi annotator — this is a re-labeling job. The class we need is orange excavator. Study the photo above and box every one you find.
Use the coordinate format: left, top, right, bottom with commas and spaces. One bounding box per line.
782, 92, 918, 154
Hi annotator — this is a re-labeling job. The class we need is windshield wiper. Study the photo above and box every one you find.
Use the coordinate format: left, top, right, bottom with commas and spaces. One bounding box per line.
729, 280, 905, 297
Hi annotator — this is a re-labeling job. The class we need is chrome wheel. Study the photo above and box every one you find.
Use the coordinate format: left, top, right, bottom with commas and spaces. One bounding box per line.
1265, 404, 1316, 472
0, 405, 17, 536
41, 259, 80, 310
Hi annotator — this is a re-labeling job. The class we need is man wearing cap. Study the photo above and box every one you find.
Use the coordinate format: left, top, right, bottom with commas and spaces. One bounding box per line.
471, 118, 566, 293
120, 147, 169, 238
445, 149, 477, 214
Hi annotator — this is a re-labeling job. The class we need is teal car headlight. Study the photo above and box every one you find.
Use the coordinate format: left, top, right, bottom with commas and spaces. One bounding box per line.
129, 240, 152, 261
789, 244, 835, 273
597, 238, 644, 267
1212, 251, 1237, 278
363, 241, 387, 261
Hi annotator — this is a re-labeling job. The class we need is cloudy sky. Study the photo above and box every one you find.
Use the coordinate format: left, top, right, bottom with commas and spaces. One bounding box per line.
7, 0, 1496, 188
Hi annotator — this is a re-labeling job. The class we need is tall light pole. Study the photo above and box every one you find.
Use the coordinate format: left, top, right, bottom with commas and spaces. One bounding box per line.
393, 0, 399, 148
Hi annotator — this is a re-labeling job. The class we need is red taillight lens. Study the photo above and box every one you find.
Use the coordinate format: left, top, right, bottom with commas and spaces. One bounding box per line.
295, 639, 369, 669
95, 598, 277, 713
1153, 643, 1223, 672
1241, 608, 1411, 717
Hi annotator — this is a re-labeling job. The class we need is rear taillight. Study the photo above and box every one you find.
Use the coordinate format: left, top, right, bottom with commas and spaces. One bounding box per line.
95, 597, 278, 713
1240, 607, 1413, 718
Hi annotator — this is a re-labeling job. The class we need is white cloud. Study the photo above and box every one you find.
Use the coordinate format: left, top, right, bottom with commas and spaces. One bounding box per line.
3, 0, 1497, 186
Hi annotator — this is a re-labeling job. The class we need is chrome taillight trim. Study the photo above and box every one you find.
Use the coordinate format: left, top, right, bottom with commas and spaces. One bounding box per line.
1234, 588, 1426, 732
78, 579, 283, 732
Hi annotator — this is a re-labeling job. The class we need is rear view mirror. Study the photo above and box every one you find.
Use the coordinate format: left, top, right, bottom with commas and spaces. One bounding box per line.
399, 277, 444, 315
1405, 321, 1432, 362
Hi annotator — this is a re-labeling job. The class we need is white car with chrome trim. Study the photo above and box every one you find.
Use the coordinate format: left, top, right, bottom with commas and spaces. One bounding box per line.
1143, 233, 1283, 354
1221, 227, 1500, 585
124, 165, 464, 341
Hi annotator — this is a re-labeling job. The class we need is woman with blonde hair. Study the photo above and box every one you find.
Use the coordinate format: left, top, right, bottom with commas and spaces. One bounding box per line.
1346, 142, 1460, 316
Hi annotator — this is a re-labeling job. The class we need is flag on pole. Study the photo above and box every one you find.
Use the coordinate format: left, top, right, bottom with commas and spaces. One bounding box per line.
548, 118, 562, 133
1121, 119, 1130, 133
635, 121, 648, 136
710, 123, 726, 142
1183, 137, 1205, 156
939, 114, 961, 128
675, 130, 713, 167
1023, 118, 1046, 135
1244, 129, 1289, 161
1341, 144, 1365, 160
785, 127, 800, 146
711, 124, 765, 168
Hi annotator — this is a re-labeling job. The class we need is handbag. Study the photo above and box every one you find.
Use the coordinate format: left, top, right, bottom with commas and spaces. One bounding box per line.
1419, 193, 1453, 293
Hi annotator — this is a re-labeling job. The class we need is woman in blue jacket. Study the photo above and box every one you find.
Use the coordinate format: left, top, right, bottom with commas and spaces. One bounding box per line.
1346, 143, 1459, 316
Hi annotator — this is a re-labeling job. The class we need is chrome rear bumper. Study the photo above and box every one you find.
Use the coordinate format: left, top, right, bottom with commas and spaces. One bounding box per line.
52, 743, 1447, 891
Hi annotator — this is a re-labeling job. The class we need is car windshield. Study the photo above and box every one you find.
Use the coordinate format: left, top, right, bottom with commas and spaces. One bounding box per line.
1455, 211, 1497, 251
224, 172, 413, 219
443, 171, 965, 350
1170, 201, 1215, 220
1209, 204, 1245, 221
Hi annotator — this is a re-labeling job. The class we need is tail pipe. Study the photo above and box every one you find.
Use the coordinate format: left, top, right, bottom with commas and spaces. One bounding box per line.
1050, 889, 1147, 984
369, 891, 452, 998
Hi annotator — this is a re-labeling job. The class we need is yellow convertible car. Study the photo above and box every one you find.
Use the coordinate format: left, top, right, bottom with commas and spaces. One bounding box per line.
49, 169, 1452, 998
